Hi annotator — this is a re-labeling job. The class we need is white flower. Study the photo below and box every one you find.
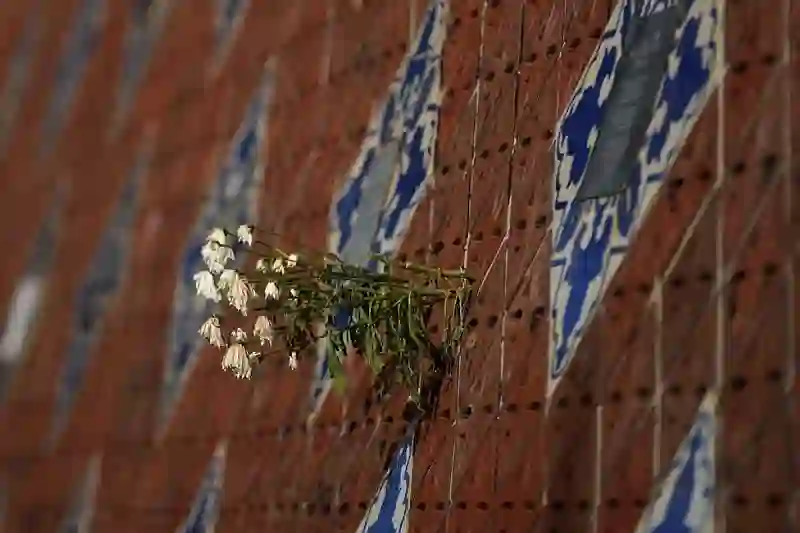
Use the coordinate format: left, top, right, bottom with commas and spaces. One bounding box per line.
227, 274, 254, 315
193, 271, 220, 302
198, 316, 225, 348
201, 241, 234, 273
289, 288, 298, 298
255, 258, 269, 273
271, 258, 285, 274
218, 269, 237, 291
264, 281, 280, 300
237, 225, 254, 246
253, 315, 274, 345
207, 227, 229, 245
221, 343, 251, 379
286, 254, 298, 269
230, 328, 247, 343
288, 351, 298, 370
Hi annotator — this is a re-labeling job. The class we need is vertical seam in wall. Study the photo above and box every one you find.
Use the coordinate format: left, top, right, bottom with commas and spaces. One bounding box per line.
446, 1, 487, 531
713, 2, 727, 532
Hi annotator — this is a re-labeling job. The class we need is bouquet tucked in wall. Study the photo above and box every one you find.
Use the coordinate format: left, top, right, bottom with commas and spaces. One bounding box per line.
193, 225, 473, 408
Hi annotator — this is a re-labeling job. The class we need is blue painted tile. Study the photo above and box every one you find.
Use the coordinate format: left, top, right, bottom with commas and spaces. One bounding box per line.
159, 66, 274, 432
111, 0, 174, 134
177, 441, 227, 533
634, 392, 717, 533
309, 0, 448, 420
356, 433, 415, 533
57, 454, 102, 533
549, 0, 721, 397
0, 182, 67, 402
51, 147, 149, 444
0, 5, 42, 151
41, 0, 105, 153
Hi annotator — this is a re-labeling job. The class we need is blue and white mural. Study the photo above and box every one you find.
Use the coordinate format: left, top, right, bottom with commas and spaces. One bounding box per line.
356, 435, 414, 533
176, 441, 227, 533
549, 0, 722, 396
0, 182, 67, 402
41, 0, 105, 153
308, 0, 447, 419
50, 145, 149, 444
57, 454, 102, 533
634, 392, 716, 533
0, 4, 42, 151
212, 0, 249, 70
110, 0, 174, 136
159, 65, 274, 433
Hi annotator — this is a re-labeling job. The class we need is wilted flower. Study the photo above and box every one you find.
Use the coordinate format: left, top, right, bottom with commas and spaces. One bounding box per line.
201, 241, 234, 273
207, 227, 229, 246
193, 271, 220, 302
227, 273, 255, 315
286, 254, 298, 269
265, 281, 280, 300
271, 258, 285, 274
230, 328, 247, 343
288, 351, 298, 370
289, 288, 298, 299
253, 315, 274, 345
198, 316, 225, 348
237, 225, 254, 246
221, 343, 251, 379
255, 258, 269, 273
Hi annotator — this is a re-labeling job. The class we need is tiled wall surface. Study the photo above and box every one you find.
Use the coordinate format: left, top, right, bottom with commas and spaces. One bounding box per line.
0, 1, 796, 532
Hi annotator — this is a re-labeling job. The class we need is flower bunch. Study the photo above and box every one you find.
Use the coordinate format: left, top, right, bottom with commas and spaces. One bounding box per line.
194, 225, 473, 405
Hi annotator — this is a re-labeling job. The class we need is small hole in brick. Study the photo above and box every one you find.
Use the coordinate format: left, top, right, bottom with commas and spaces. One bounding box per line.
546, 44, 557, 56
577, 500, 590, 511
512, 308, 523, 319
416, 502, 427, 511
699, 168, 712, 181
731, 270, 746, 283
579, 393, 593, 407
525, 52, 537, 63
499, 142, 509, 152
487, 315, 499, 328
441, 408, 452, 419
667, 383, 682, 396
730, 61, 747, 74
669, 177, 684, 189
456, 501, 467, 510
483, 403, 494, 413
556, 397, 569, 408
397, 253, 408, 262
477, 501, 489, 510
489, 0, 501, 7
534, 215, 547, 228
766, 493, 784, 507
451, 17, 461, 28
507, 403, 518, 413
634, 499, 647, 508
468, 317, 479, 328
762, 153, 779, 176
441, 165, 450, 175
635, 386, 651, 399
474, 231, 484, 241
470, 8, 479, 17
551, 500, 565, 511
607, 498, 620, 509
321, 504, 331, 515
435, 501, 446, 510
460, 405, 473, 418
458, 159, 467, 170
524, 500, 536, 510
610, 390, 622, 403
480, 149, 489, 159
527, 401, 541, 411
504, 62, 514, 74
432, 241, 444, 254
695, 384, 707, 397
762, 53, 778, 65
453, 237, 462, 246
306, 504, 316, 515
636, 282, 652, 294
515, 218, 526, 230
521, 136, 531, 147
543, 129, 554, 140
699, 270, 713, 283
485, 71, 495, 82
731, 161, 746, 175
766, 368, 782, 382
669, 275, 686, 288
731, 494, 747, 507
569, 37, 581, 49
430, 324, 439, 334
612, 287, 625, 298
348, 420, 358, 433
762, 262, 778, 277
501, 501, 514, 510
492, 226, 503, 237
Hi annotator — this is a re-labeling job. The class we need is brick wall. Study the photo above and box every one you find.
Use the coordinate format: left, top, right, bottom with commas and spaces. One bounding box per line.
0, 1, 796, 532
